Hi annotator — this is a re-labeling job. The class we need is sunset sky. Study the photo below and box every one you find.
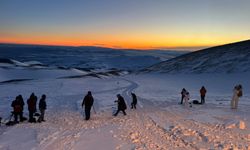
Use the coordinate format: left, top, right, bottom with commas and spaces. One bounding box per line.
0, 0, 250, 50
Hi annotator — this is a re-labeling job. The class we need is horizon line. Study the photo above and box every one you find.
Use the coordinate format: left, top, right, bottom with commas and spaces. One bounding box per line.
3, 39, 249, 51
0, 42, 212, 51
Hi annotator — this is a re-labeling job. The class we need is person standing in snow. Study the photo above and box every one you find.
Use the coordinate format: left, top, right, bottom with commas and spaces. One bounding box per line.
131, 93, 137, 109
82, 91, 94, 120
200, 86, 207, 104
231, 84, 243, 109
11, 96, 24, 123
184, 92, 190, 108
27, 93, 37, 123
17, 95, 25, 121
180, 88, 187, 104
38, 94, 47, 122
113, 94, 127, 116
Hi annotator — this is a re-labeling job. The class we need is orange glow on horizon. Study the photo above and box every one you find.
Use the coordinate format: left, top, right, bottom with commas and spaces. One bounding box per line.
0, 35, 249, 50
0, 39, 212, 50
1, 0, 250, 51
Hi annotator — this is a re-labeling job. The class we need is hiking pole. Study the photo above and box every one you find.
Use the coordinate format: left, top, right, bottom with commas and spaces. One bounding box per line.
9, 112, 14, 122
81, 106, 85, 118
5, 112, 14, 126
92, 105, 96, 114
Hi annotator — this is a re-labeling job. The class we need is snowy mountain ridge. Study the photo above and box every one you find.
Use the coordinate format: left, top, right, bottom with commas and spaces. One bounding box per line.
0, 44, 185, 82
141, 40, 250, 73
0, 44, 185, 72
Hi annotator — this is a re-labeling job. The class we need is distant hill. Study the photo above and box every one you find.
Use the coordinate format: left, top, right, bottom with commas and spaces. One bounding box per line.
141, 40, 250, 73
0, 44, 185, 71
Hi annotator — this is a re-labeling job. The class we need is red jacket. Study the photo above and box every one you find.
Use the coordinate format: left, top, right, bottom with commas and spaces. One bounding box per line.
200, 88, 207, 96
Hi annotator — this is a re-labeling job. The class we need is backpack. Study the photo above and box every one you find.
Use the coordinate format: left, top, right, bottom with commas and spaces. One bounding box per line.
28, 98, 36, 111
192, 100, 201, 104
238, 90, 243, 97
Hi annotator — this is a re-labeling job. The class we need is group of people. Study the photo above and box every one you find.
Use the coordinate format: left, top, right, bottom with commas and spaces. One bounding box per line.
81, 91, 137, 120
11, 93, 47, 123
2, 84, 243, 124
180, 85, 243, 109
180, 86, 207, 107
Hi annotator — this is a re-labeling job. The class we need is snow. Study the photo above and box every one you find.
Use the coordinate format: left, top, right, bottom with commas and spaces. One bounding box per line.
0, 72, 249, 149
0, 43, 249, 149
143, 40, 250, 73
0, 68, 86, 82
0, 45, 184, 71
0, 127, 38, 150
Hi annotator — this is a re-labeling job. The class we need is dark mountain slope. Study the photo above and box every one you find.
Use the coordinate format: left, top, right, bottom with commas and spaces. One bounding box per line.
141, 40, 250, 73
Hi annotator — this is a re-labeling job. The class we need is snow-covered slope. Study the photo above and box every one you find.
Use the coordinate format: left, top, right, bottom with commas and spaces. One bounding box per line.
0, 44, 184, 82
1, 43, 249, 149
142, 40, 250, 73
0, 74, 249, 149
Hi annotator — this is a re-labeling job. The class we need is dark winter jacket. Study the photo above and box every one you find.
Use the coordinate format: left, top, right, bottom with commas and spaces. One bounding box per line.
200, 87, 207, 96
181, 89, 187, 97
116, 96, 127, 110
27, 95, 37, 112
39, 98, 47, 110
17, 95, 25, 110
82, 94, 94, 108
11, 98, 23, 113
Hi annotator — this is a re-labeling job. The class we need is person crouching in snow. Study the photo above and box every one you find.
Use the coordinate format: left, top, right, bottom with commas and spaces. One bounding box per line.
38, 94, 47, 122
231, 84, 243, 109
184, 92, 190, 108
113, 94, 127, 116
82, 91, 94, 120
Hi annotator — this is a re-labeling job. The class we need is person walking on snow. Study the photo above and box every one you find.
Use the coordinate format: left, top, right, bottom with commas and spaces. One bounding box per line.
82, 91, 94, 120
131, 93, 137, 109
231, 84, 243, 109
38, 94, 47, 122
180, 88, 187, 104
113, 94, 127, 116
200, 86, 207, 104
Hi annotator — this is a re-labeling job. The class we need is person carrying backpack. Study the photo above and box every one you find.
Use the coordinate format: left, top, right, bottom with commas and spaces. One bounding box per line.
131, 93, 137, 109
11, 96, 23, 123
38, 94, 47, 122
231, 84, 243, 109
27, 93, 37, 123
200, 86, 207, 104
113, 94, 127, 116
82, 91, 94, 120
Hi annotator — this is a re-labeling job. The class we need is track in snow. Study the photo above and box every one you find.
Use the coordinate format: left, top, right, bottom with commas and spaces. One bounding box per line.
0, 78, 249, 150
